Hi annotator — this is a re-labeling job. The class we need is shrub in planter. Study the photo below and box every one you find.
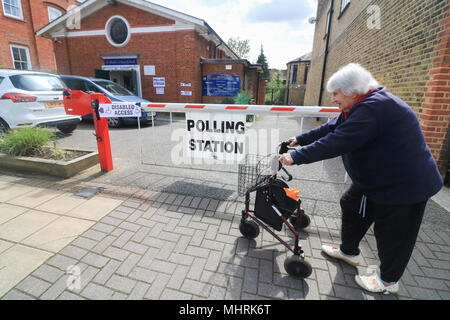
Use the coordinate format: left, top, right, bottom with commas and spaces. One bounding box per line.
0, 127, 54, 157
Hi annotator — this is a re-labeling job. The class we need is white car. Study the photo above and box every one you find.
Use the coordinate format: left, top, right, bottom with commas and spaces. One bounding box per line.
0, 69, 81, 134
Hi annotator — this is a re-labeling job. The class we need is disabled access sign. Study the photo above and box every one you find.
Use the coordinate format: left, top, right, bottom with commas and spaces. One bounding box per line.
99, 103, 142, 118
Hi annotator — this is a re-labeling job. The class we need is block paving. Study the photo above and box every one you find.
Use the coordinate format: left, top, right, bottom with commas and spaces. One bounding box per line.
0, 171, 449, 300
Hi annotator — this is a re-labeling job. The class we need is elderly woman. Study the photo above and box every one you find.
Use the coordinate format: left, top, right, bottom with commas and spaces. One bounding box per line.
280, 63, 443, 294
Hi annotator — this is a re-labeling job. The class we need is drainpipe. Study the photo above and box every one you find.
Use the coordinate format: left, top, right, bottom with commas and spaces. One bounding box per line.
318, 0, 334, 106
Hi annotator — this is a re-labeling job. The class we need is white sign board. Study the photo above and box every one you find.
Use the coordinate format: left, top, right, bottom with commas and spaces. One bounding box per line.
156, 87, 164, 95
186, 112, 246, 162
180, 83, 191, 87
144, 65, 155, 76
153, 77, 165, 87
225, 65, 232, 70
181, 91, 192, 96
99, 103, 141, 118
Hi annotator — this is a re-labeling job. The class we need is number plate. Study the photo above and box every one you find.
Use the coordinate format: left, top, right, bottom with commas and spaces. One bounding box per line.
45, 101, 64, 108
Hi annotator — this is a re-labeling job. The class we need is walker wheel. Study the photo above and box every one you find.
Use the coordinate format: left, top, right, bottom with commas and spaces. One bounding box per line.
239, 220, 260, 239
289, 212, 311, 230
284, 255, 312, 279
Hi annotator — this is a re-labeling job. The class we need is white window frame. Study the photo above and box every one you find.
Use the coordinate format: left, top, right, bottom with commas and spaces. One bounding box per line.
48, 6, 62, 22
2, 0, 24, 20
10, 44, 32, 70
341, 0, 351, 13
105, 15, 131, 48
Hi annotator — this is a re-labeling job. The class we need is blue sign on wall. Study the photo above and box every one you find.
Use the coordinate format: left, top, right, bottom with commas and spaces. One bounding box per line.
202, 74, 241, 97
104, 58, 137, 66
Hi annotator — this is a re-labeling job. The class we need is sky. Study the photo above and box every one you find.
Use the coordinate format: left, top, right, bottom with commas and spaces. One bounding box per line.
149, 0, 318, 70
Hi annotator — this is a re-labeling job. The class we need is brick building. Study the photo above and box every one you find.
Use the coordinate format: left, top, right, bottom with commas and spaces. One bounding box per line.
0, 0, 81, 72
285, 52, 311, 105
305, 0, 450, 175
36, 0, 265, 104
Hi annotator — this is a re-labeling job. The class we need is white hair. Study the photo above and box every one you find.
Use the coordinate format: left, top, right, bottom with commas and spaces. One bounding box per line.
326, 63, 380, 96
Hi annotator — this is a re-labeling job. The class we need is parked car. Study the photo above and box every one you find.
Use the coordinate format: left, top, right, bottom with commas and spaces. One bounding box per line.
0, 69, 81, 134
60, 75, 156, 128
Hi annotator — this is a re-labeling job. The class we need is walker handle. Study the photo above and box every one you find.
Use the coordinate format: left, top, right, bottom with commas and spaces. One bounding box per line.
280, 166, 293, 182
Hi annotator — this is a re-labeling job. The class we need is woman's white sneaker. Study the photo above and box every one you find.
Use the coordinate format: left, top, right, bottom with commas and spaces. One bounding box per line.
355, 267, 399, 295
321, 245, 360, 266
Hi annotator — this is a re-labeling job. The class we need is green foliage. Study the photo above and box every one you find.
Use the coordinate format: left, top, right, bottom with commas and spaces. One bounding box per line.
256, 45, 270, 80
227, 37, 250, 59
234, 91, 252, 105
266, 72, 286, 105
220, 97, 235, 104
0, 127, 55, 157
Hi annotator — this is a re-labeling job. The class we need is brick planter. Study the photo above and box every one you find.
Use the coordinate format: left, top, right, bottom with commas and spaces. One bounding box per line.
0, 149, 99, 178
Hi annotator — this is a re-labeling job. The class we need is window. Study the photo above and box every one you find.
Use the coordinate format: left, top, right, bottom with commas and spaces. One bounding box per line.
341, 0, 350, 13
10, 45, 31, 70
303, 64, 309, 84
93, 80, 133, 96
2, 0, 23, 19
48, 7, 62, 22
10, 74, 66, 91
289, 64, 298, 84
105, 16, 130, 47
61, 78, 87, 91
0, 76, 4, 86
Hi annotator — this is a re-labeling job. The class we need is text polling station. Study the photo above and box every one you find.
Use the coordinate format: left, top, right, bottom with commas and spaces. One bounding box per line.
186, 112, 246, 162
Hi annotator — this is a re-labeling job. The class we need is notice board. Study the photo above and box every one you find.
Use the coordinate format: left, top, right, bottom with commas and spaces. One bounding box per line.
202, 74, 241, 97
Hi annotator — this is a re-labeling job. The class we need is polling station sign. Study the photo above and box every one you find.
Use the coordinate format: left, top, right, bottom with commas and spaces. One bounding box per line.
186, 112, 246, 162
99, 103, 142, 118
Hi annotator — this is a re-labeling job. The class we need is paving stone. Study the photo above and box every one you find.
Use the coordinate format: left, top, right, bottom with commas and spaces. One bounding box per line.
16, 276, 51, 298
242, 268, 258, 294
167, 265, 190, 290
31, 264, 64, 283
106, 275, 137, 294
103, 246, 130, 261
81, 283, 115, 300
405, 286, 442, 300
81, 252, 109, 268
2, 289, 35, 300
47, 254, 78, 271
92, 260, 121, 285
60, 245, 88, 260
91, 235, 116, 254
128, 267, 157, 284
128, 282, 150, 300
315, 269, 334, 296
180, 279, 211, 298
187, 257, 207, 280
144, 273, 171, 299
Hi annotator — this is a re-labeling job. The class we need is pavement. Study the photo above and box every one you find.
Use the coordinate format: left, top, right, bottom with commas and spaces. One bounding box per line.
0, 163, 449, 301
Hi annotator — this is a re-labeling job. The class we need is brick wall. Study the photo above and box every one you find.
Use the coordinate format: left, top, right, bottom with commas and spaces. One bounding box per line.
54, 2, 236, 104
305, 0, 450, 173
0, 0, 79, 72
286, 60, 310, 105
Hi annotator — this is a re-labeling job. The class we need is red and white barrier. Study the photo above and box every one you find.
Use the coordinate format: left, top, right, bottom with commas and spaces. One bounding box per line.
142, 103, 340, 117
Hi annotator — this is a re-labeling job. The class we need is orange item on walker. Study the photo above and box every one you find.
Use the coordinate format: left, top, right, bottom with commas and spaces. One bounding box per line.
283, 188, 300, 202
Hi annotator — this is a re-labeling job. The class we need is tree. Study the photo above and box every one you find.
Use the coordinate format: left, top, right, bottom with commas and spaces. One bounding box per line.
227, 37, 250, 59
257, 45, 270, 80
266, 72, 286, 105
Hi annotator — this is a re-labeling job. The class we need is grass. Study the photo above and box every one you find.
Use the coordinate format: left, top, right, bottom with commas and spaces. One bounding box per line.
0, 127, 55, 157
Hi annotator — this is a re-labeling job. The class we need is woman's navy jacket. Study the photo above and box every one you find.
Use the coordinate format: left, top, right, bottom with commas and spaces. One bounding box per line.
291, 87, 443, 205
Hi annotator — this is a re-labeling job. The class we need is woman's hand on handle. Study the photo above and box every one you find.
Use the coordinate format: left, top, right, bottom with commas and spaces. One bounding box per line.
288, 137, 299, 147
280, 153, 294, 166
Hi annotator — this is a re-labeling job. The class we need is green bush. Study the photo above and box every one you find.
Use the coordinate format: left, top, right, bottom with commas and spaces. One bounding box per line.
234, 91, 252, 105
0, 127, 55, 157
220, 97, 235, 104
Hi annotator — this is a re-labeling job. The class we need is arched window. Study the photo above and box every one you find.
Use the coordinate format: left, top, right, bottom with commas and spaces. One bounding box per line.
48, 6, 62, 22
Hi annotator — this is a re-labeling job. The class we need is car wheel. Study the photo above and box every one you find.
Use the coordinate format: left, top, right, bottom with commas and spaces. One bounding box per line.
57, 123, 77, 134
0, 119, 10, 135
107, 117, 122, 128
